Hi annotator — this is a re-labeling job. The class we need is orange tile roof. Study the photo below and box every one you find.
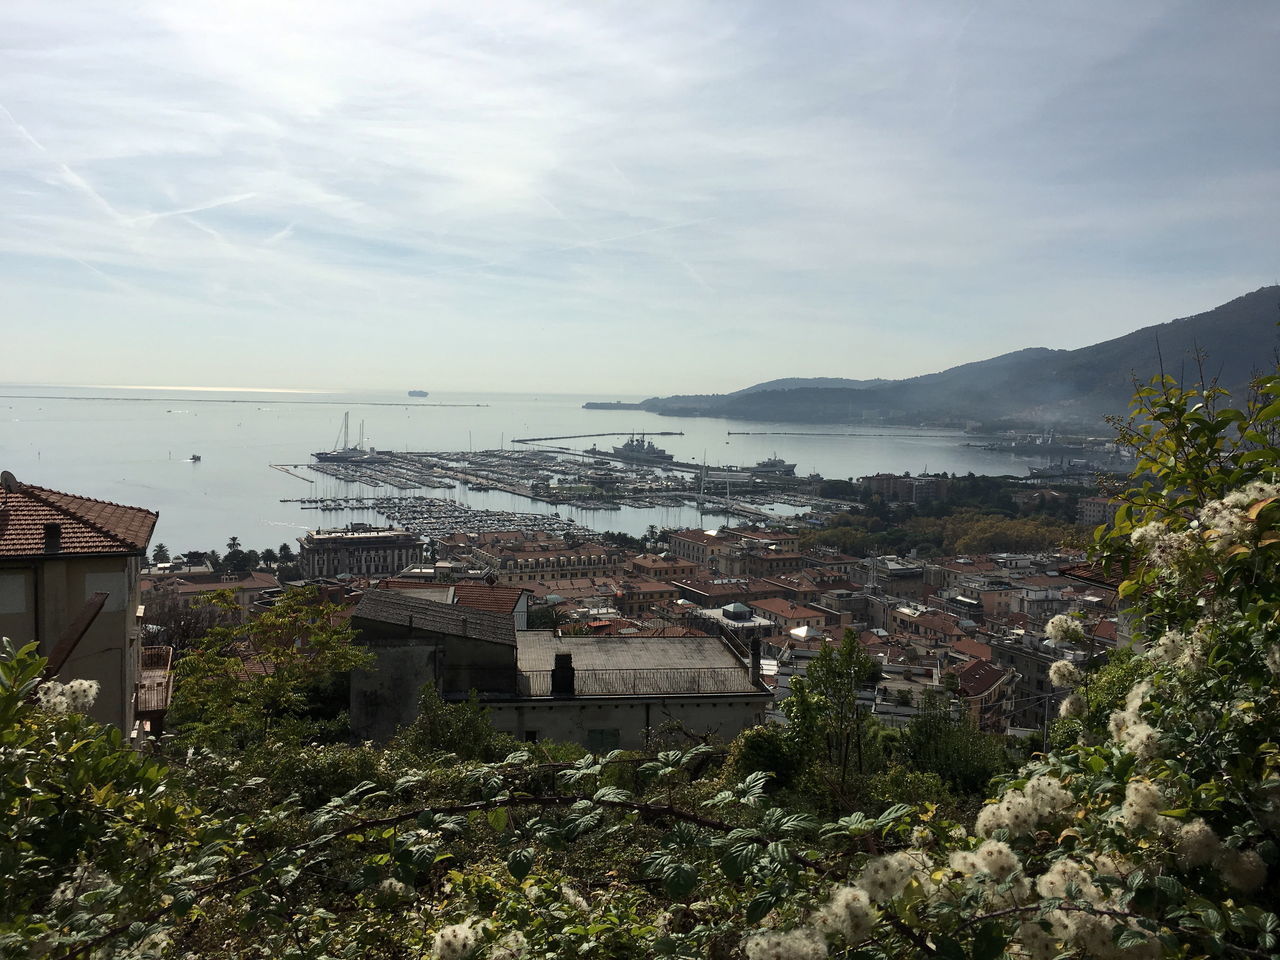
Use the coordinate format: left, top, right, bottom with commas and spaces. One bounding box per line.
749, 598, 825, 619
452, 583, 529, 614
0, 477, 157, 558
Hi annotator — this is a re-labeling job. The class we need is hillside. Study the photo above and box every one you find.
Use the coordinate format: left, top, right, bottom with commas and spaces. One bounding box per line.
636, 286, 1280, 426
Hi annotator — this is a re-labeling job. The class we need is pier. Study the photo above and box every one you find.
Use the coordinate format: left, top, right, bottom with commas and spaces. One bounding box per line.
512, 430, 683, 443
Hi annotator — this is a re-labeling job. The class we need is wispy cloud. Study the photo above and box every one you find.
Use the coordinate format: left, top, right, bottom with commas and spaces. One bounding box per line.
1, 0, 1277, 392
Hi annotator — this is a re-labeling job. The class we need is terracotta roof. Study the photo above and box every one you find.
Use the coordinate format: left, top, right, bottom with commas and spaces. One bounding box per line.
0, 476, 157, 558
952, 658, 1008, 697
952, 635, 993, 661
749, 598, 825, 619
452, 583, 528, 614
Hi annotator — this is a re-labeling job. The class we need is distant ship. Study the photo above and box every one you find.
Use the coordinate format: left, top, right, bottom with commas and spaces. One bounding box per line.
407, 390, 429, 398
313, 412, 387, 463
612, 435, 675, 463
748, 456, 796, 477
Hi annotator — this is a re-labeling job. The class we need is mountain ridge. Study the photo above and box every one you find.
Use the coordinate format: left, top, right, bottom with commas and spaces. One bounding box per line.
632, 286, 1280, 428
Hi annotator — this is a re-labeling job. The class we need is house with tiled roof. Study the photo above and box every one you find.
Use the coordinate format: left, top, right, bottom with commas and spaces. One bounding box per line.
949, 657, 1017, 732
0, 471, 158, 732
376, 579, 531, 629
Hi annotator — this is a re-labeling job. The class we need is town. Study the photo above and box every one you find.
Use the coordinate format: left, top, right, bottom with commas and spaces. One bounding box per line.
0, 462, 1122, 752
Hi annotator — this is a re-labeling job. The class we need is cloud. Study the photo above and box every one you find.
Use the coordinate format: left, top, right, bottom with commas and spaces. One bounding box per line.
0, 0, 1277, 392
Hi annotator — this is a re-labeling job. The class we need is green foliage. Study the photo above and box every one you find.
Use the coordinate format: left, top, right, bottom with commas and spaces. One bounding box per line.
7, 370, 1280, 958
391, 685, 523, 763
901, 696, 1010, 794
167, 587, 370, 748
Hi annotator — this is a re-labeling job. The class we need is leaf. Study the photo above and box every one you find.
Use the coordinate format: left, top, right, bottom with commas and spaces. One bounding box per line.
487, 807, 508, 832
973, 922, 1007, 960
745, 893, 777, 925
507, 847, 535, 881
662, 862, 697, 899
1247, 497, 1277, 520
874, 803, 913, 828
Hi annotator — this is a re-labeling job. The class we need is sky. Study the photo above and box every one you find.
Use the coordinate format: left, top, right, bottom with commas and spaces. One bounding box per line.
1, 1, 1278, 395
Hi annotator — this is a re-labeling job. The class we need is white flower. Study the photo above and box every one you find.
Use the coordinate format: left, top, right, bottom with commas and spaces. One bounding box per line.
1045, 615, 1085, 647
490, 931, 528, 960
1048, 659, 1082, 688
975, 840, 1020, 880
1217, 847, 1268, 892
1175, 819, 1221, 870
811, 885, 877, 941
1120, 722, 1162, 760
1025, 775, 1074, 815
1015, 920, 1059, 960
1121, 780, 1163, 830
433, 919, 481, 960
1130, 521, 1167, 551
1059, 693, 1086, 719
560, 884, 589, 912
376, 878, 410, 899
856, 851, 918, 903
1148, 630, 1186, 663
1035, 858, 1100, 903
743, 926, 827, 960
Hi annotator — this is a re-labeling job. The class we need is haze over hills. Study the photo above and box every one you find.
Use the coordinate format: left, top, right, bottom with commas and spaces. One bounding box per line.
632, 286, 1280, 429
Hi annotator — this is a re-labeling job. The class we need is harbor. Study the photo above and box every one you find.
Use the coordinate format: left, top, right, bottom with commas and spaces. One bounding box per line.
274, 429, 847, 533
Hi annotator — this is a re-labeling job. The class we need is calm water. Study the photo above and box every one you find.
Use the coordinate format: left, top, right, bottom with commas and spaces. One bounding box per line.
0, 385, 1046, 555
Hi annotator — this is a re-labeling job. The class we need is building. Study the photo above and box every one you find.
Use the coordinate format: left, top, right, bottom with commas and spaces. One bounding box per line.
348, 589, 770, 748
467, 536, 628, 584
376, 579, 532, 630
141, 570, 280, 613
859, 472, 950, 503
1077, 496, 1121, 528
298, 524, 422, 579
484, 631, 772, 749
628, 554, 700, 580
349, 589, 520, 741
667, 530, 734, 568
748, 598, 827, 632
0, 471, 159, 732
950, 658, 1017, 732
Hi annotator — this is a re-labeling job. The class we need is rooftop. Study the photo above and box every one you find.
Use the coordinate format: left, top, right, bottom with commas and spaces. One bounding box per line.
353, 590, 516, 647
514, 630, 762, 696
0, 472, 157, 558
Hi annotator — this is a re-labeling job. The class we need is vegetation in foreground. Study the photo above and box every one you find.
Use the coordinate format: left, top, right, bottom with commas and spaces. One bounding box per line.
4, 372, 1280, 958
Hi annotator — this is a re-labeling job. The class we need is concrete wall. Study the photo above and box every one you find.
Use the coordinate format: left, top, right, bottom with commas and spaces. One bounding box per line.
349, 616, 518, 741
486, 696, 769, 750
350, 641, 441, 742
0, 554, 141, 731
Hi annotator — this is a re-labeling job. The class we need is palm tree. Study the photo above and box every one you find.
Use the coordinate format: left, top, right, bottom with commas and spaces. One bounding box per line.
151, 543, 171, 565
278, 542, 295, 562
227, 536, 241, 552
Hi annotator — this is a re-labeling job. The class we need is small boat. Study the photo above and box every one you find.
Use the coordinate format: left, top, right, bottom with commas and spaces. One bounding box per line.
189, 454, 201, 462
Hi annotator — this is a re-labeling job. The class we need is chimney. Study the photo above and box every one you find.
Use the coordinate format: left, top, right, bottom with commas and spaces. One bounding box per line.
750, 634, 762, 687
551, 652, 576, 698
43, 522, 62, 555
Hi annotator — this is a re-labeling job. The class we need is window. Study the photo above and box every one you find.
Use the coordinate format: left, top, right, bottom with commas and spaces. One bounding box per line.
586, 728, 620, 751
523, 730, 539, 743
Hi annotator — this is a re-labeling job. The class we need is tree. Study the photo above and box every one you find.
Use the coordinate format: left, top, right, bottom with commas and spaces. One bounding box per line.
278, 542, 295, 562
790, 629, 880, 787
260, 547, 278, 567
167, 587, 370, 749
9, 371, 1280, 960
151, 542, 170, 565
226, 536, 241, 552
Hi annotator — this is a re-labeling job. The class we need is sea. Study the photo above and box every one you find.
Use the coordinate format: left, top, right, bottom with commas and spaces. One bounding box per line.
0, 385, 1051, 556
